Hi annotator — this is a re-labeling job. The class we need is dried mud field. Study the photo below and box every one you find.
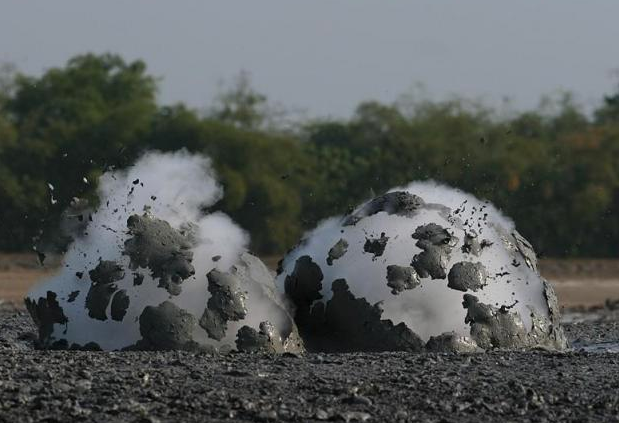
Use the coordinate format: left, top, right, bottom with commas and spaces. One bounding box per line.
1, 255, 619, 422
1, 302, 619, 422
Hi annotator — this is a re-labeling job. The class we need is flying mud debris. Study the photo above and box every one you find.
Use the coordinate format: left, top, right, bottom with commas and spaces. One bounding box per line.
25, 151, 301, 352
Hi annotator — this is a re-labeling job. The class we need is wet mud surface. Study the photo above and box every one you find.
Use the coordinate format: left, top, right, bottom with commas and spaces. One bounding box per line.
1, 303, 619, 422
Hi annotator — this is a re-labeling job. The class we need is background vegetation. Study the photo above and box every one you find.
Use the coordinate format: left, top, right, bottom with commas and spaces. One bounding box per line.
0, 54, 618, 257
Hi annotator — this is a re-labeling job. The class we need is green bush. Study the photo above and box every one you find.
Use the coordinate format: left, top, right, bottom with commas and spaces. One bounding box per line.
0, 53, 618, 257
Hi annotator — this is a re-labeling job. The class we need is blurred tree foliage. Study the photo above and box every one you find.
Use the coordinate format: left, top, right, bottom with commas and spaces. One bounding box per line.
0, 53, 618, 257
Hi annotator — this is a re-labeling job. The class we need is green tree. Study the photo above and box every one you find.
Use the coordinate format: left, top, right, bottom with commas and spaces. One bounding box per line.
0, 53, 158, 250
210, 71, 269, 130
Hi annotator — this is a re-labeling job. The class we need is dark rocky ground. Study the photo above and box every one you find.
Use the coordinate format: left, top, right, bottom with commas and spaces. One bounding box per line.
1, 302, 619, 423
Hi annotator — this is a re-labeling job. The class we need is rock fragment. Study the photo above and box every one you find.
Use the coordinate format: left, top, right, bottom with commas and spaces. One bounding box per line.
447, 261, 488, 292
385, 265, 420, 294
326, 238, 348, 265
123, 213, 195, 296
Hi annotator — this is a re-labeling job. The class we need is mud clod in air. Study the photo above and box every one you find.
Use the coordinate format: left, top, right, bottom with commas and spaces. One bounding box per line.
327, 238, 348, 265
67, 290, 80, 303
133, 272, 144, 286
448, 261, 488, 292
88, 260, 125, 285
85, 260, 125, 321
363, 233, 389, 259
110, 290, 130, 322
386, 265, 420, 295
425, 331, 482, 353
342, 191, 425, 226
299, 278, 424, 352
136, 301, 199, 351
123, 213, 195, 296
236, 321, 284, 353
199, 270, 248, 341
462, 294, 528, 349
411, 223, 458, 279
24, 291, 68, 346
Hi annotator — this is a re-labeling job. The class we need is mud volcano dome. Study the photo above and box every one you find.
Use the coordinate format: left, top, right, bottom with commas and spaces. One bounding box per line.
276, 181, 567, 352
25, 151, 303, 353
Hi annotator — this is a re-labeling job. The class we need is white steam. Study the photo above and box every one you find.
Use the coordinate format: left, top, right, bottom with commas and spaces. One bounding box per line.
276, 180, 549, 341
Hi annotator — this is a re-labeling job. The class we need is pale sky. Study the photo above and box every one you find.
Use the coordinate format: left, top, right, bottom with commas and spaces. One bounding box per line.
1, 0, 618, 118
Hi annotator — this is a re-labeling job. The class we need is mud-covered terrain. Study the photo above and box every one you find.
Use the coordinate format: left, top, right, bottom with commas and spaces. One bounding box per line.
1, 302, 618, 422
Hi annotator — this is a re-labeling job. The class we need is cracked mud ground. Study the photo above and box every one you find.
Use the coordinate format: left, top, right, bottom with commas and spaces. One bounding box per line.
1, 304, 619, 422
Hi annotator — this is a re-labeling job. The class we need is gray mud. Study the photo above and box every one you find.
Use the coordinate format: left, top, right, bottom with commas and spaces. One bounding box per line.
1, 303, 619, 422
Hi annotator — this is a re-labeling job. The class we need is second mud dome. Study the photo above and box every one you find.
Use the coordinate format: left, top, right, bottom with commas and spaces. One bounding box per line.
277, 181, 568, 353
25, 151, 303, 353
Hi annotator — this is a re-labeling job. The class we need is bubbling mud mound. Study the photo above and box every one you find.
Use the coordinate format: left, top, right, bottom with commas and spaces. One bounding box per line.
276, 181, 568, 353
25, 151, 303, 353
